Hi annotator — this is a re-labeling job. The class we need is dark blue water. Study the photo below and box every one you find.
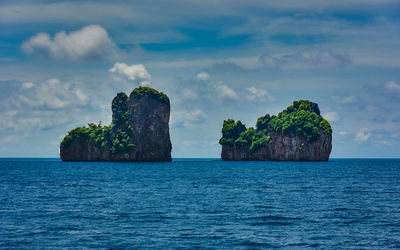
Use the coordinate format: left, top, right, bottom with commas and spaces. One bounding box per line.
1, 159, 400, 249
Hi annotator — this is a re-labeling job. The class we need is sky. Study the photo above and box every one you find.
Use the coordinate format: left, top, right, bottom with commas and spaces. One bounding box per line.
0, 0, 400, 158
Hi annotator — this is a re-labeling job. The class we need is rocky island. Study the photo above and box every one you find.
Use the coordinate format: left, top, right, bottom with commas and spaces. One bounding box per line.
219, 100, 332, 161
60, 87, 172, 161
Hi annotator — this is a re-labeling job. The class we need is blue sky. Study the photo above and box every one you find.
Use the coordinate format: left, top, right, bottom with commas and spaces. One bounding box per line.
0, 0, 400, 158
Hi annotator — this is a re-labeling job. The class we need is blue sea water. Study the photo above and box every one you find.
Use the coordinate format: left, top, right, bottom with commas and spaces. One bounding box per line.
1, 158, 400, 249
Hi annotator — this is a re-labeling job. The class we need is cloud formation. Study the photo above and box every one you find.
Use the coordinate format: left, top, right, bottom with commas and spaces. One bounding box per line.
0, 78, 97, 134
171, 109, 207, 128
245, 86, 275, 102
21, 25, 118, 61
19, 79, 87, 109
260, 48, 350, 69
384, 81, 400, 93
109, 62, 151, 85
196, 72, 210, 81
215, 84, 238, 100
356, 128, 371, 142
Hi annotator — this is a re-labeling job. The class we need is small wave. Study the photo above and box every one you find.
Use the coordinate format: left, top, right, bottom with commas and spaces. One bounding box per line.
59, 183, 93, 187
255, 205, 276, 209
237, 241, 279, 248
333, 207, 349, 211
48, 225, 79, 232
203, 210, 225, 214
251, 221, 293, 226
286, 242, 309, 247
343, 219, 359, 224
246, 215, 302, 221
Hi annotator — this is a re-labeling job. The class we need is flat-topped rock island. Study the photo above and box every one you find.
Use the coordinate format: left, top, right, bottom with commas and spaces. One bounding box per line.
219, 100, 332, 161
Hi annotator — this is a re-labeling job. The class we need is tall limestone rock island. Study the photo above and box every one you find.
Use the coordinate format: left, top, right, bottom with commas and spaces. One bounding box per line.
219, 100, 332, 161
60, 87, 172, 161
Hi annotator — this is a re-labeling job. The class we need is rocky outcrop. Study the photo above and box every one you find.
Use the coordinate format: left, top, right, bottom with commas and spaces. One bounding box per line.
221, 130, 332, 161
220, 100, 332, 161
60, 87, 172, 161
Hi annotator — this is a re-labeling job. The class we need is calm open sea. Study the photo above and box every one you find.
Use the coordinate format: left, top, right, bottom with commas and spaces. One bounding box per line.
1, 158, 399, 248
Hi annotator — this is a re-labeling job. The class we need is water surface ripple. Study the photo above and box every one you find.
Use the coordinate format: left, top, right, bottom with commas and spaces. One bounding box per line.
1, 159, 399, 248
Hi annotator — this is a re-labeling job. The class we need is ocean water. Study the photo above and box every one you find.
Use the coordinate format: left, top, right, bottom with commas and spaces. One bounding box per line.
0, 159, 400, 249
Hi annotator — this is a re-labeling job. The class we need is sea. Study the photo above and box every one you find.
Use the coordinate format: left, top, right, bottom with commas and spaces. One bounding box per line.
0, 158, 399, 249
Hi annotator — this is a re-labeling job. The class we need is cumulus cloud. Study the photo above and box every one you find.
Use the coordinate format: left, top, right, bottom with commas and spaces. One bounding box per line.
109, 62, 151, 85
215, 84, 238, 100
245, 86, 275, 102
384, 81, 400, 93
171, 109, 207, 128
0, 78, 102, 134
18, 79, 88, 109
260, 48, 350, 69
21, 25, 118, 61
323, 111, 340, 122
196, 72, 210, 81
22, 82, 34, 89
332, 95, 357, 104
356, 128, 371, 142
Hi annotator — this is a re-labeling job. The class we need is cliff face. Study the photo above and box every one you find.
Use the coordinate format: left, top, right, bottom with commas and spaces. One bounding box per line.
127, 93, 171, 161
221, 130, 332, 161
60, 87, 172, 161
219, 100, 332, 161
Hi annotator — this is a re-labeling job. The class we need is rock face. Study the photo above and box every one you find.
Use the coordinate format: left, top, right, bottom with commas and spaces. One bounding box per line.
60, 87, 172, 161
221, 130, 332, 161
220, 100, 332, 161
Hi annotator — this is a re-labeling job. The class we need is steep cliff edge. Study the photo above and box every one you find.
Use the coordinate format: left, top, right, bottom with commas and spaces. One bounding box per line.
219, 100, 332, 161
60, 87, 172, 161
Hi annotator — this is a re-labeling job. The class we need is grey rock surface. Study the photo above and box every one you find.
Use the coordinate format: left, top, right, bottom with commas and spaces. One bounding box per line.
221, 130, 332, 161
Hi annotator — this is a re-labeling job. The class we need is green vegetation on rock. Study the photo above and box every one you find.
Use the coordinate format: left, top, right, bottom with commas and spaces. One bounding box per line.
219, 100, 332, 152
60, 126, 91, 149
219, 119, 246, 146
130, 86, 169, 104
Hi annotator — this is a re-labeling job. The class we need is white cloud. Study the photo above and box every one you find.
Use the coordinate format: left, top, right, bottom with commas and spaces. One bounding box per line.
139, 81, 152, 87
18, 78, 87, 109
171, 109, 207, 128
215, 84, 238, 100
21, 25, 118, 61
323, 111, 340, 122
384, 81, 400, 93
339, 131, 348, 135
196, 72, 210, 81
260, 48, 350, 69
109, 62, 151, 84
22, 82, 34, 89
245, 86, 275, 102
356, 128, 371, 142
332, 95, 357, 104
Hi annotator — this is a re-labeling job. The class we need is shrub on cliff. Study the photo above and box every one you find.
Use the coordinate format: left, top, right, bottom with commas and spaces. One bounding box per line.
219, 119, 246, 145
130, 86, 169, 104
